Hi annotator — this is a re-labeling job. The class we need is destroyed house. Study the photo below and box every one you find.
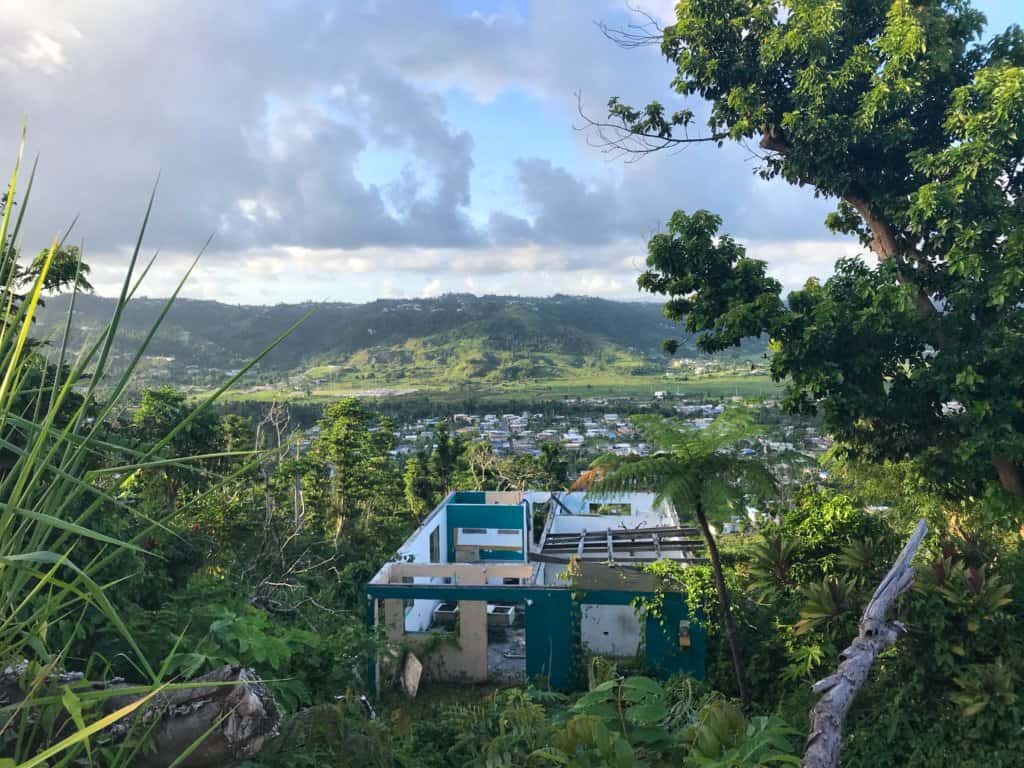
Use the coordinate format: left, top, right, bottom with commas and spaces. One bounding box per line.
366, 490, 706, 691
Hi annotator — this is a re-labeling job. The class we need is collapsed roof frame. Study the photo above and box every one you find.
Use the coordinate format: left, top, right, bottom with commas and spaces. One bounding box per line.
534, 524, 706, 565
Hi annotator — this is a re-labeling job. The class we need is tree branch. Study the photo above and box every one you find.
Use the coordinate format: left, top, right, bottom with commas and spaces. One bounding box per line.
595, 4, 664, 50
575, 92, 726, 162
801, 518, 928, 768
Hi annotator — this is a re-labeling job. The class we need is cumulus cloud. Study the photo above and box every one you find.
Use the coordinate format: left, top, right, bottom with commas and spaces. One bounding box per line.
0, 0, 855, 303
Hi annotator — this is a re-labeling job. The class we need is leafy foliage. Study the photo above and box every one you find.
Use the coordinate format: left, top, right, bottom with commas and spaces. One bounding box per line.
608, 0, 1024, 503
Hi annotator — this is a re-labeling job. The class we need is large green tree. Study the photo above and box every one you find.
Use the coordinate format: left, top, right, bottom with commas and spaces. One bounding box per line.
594, 0, 1024, 502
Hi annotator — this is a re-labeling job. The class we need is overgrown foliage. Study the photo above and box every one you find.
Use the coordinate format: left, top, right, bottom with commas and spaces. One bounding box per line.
598, 0, 1024, 504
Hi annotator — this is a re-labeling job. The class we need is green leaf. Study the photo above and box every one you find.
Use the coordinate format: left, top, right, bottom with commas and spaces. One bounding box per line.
625, 702, 668, 724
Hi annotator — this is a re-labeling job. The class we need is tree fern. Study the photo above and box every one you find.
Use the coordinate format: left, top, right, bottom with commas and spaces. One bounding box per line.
584, 409, 776, 708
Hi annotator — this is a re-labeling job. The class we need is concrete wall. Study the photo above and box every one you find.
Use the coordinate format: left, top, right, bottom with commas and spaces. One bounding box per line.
397, 497, 449, 565
485, 491, 523, 505
381, 563, 534, 683
369, 581, 706, 691
581, 604, 643, 657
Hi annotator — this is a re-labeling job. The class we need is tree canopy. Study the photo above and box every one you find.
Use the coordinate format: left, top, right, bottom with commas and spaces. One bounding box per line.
600, 0, 1024, 502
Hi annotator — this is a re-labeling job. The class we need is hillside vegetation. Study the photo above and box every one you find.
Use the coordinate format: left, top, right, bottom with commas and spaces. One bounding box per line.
35, 293, 764, 390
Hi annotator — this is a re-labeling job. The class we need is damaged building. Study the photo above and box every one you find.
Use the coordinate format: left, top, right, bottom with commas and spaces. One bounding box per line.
366, 490, 706, 691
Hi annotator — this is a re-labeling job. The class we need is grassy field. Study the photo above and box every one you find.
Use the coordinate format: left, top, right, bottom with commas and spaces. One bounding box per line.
220, 372, 782, 406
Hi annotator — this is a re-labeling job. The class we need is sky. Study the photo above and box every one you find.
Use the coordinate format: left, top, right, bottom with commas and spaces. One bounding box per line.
0, 0, 1019, 305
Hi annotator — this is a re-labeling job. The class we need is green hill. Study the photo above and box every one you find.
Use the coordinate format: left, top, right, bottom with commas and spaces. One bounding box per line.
34, 293, 765, 392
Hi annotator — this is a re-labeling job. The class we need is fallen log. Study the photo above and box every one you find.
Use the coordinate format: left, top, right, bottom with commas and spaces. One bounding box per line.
801, 518, 928, 768
2, 663, 280, 768
106, 665, 280, 768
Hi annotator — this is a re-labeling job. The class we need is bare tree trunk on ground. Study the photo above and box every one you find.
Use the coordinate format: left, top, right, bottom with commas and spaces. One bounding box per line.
108, 665, 280, 768
2, 664, 280, 768
694, 497, 750, 710
801, 519, 928, 768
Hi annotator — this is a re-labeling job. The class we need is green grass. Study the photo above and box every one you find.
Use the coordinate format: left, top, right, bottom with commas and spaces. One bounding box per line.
219, 372, 782, 406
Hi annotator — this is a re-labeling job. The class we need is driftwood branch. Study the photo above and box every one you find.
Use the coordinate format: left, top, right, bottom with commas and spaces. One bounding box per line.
801, 518, 928, 768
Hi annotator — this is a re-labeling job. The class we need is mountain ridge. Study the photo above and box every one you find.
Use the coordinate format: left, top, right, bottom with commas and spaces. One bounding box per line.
35, 293, 763, 388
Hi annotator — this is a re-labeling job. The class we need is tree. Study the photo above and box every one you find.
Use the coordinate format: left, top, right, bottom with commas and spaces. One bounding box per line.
403, 454, 435, 520
591, 1, 1024, 502
0, 240, 93, 320
315, 397, 399, 539
129, 386, 223, 514
428, 420, 462, 493
582, 409, 775, 708
29, 244, 94, 295
539, 441, 570, 489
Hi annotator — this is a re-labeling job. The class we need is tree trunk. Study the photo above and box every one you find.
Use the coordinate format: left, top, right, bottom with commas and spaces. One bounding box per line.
167, 476, 178, 516
694, 497, 750, 709
112, 665, 280, 768
760, 132, 1021, 498
2, 664, 280, 768
992, 455, 1024, 497
802, 519, 928, 768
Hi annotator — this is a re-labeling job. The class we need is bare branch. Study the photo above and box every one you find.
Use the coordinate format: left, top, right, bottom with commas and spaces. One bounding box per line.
575, 91, 726, 163
595, 3, 665, 49
802, 518, 928, 768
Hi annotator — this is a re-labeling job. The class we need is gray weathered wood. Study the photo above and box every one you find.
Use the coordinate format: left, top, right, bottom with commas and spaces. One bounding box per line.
2, 663, 279, 768
801, 518, 928, 768
106, 664, 280, 768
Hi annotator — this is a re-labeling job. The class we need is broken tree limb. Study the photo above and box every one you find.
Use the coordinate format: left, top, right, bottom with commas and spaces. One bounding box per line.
801, 518, 928, 768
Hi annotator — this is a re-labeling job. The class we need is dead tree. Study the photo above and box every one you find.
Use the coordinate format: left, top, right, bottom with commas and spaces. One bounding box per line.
2, 664, 280, 768
802, 519, 928, 768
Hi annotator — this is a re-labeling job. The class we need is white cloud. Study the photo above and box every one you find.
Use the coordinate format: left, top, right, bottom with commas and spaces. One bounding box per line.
0, 0, 863, 306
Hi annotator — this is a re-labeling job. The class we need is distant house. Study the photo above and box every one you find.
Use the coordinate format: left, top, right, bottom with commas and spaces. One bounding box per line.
366, 489, 705, 691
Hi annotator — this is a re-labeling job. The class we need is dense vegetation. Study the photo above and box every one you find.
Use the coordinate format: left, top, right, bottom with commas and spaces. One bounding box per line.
4, 0, 1024, 766
34, 293, 762, 390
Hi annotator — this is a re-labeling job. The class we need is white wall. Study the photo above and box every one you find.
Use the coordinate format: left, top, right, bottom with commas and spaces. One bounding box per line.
404, 586, 441, 632
548, 492, 676, 535
580, 604, 644, 657
456, 528, 523, 549
397, 500, 449, 565
397, 497, 451, 632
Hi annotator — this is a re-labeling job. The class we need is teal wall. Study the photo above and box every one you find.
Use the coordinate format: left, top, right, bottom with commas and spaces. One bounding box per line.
366, 582, 705, 692
445, 503, 525, 562
451, 491, 486, 504
572, 589, 705, 684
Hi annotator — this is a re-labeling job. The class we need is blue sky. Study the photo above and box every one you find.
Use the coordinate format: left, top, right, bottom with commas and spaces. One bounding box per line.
0, 0, 1019, 304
